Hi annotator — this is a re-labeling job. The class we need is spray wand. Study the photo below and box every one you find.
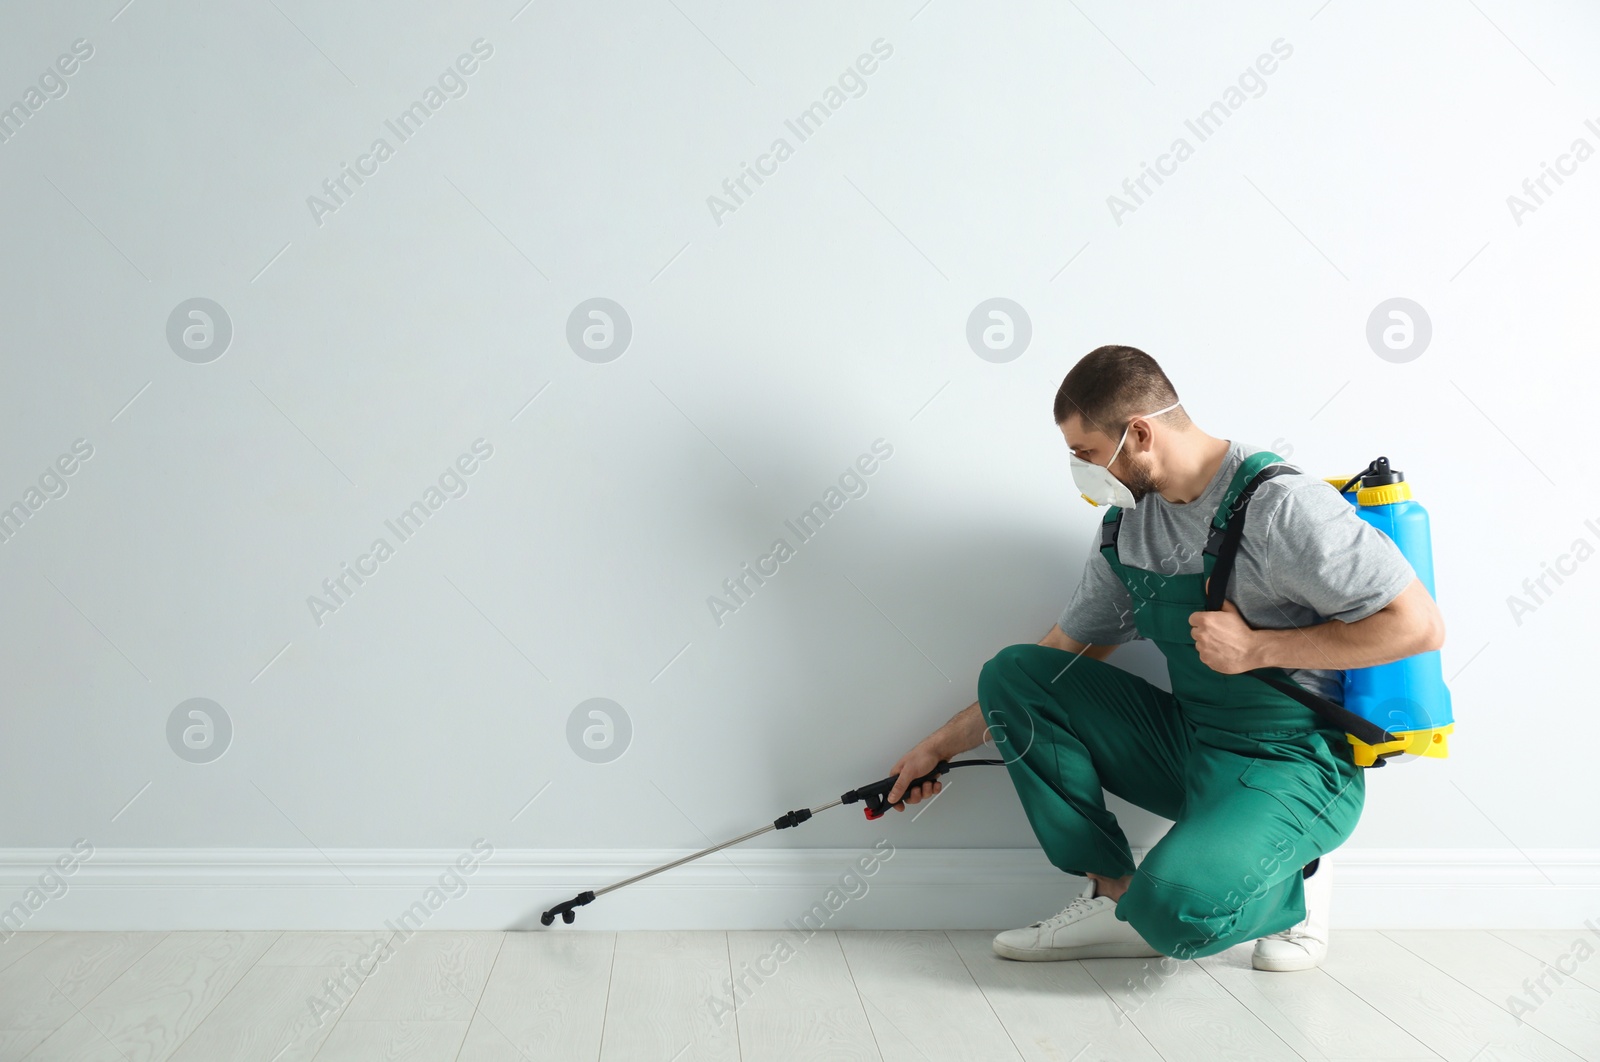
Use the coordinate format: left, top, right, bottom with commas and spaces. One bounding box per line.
540, 757, 1005, 926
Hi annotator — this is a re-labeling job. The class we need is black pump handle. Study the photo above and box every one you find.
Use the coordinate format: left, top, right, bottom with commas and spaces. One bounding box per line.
1338, 455, 1392, 495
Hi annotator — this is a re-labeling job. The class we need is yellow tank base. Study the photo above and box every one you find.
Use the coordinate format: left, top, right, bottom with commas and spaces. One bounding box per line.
1346, 723, 1452, 766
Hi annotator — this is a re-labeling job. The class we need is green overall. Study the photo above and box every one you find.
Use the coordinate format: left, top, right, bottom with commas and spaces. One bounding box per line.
978, 451, 1365, 960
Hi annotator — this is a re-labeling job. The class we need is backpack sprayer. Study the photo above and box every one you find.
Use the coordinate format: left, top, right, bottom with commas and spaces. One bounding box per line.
540, 757, 1003, 925
1200, 453, 1455, 767
1320, 456, 1455, 765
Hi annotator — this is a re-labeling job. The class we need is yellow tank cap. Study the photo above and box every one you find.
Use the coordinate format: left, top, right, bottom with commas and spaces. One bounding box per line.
1357, 481, 1413, 506
1324, 476, 1354, 493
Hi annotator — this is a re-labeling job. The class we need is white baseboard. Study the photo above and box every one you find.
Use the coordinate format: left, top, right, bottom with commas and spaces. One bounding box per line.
1, 847, 1597, 933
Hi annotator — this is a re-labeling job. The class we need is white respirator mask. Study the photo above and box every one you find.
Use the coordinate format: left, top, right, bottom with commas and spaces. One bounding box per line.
1069, 399, 1181, 509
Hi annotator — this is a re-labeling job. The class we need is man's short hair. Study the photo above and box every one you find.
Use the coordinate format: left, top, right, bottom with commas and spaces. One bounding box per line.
1052, 345, 1189, 438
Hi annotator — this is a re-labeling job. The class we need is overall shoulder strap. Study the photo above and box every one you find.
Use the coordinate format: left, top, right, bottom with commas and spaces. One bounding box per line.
1098, 505, 1123, 559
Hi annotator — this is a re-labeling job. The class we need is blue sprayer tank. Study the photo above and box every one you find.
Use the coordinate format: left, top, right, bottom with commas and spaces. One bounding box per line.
1324, 457, 1453, 766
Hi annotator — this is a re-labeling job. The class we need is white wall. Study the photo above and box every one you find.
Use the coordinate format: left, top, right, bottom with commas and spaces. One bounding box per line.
2, 0, 1597, 929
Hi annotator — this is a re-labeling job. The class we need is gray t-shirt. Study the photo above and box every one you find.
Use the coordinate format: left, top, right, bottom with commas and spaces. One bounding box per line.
1057, 440, 1417, 704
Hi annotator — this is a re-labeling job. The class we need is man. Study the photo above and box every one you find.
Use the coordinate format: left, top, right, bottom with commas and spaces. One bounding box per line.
885, 345, 1444, 970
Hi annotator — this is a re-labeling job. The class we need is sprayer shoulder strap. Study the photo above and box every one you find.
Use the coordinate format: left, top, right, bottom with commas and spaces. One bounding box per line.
1201, 452, 1295, 611
1204, 455, 1399, 754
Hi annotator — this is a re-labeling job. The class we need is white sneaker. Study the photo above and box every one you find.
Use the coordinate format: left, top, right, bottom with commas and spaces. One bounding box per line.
1252, 855, 1332, 972
993, 877, 1162, 961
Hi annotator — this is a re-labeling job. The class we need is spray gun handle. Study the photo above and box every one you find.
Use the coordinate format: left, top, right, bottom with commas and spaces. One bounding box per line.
843, 760, 952, 820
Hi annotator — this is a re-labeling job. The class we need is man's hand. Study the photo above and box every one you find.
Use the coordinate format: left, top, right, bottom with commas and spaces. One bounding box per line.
884, 741, 945, 812
1190, 580, 1262, 674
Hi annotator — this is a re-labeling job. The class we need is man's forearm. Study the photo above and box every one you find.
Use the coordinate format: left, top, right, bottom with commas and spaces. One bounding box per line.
1250, 601, 1439, 671
928, 700, 989, 758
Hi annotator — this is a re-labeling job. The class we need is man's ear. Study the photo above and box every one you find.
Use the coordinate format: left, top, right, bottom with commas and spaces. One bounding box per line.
1128, 414, 1160, 452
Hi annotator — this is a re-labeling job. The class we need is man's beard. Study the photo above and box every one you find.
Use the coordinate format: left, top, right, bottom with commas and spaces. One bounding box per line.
1117, 453, 1161, 502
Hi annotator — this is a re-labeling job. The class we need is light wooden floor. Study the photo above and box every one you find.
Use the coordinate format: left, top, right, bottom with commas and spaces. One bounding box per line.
0, 928, 1595, 1061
